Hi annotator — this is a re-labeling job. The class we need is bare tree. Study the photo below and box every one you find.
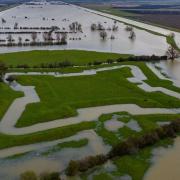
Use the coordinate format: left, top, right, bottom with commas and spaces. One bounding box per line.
7, 34, 13, 44
47, 32, 53, 42
43, 32, 48, 42
100, 30, 107, 40
110, 35, 115, 40
125, 26, 133, 32
91, 23, 97, 31
112, 24, 118, 31
166, 45, 179, 60
1, 18, 6, 24
31, 32, 37, 43
56, 32, 61, 43
18, 36, 22, 45
97, 23, 104, 31
43, 31, 53, 43
14, 22, 18, 29
61, 32, 67, 44
0, 62, 7, 81
77, 24, 82, 32
129, 31, 136, 40
69, 22, 82, 32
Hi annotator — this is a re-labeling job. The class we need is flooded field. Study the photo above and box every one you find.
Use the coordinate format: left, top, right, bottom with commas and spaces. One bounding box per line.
0, 1, 180, 179
0, 64, 180, 179
0, 130, 111, 180
0, 1, 168, 55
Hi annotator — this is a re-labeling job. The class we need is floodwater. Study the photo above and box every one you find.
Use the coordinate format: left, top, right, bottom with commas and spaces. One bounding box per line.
0, 130, 111, 179
1, 64, 180, 178
145, 137, 180, 180
144, 60, 180, 180
83, 5, 180, 48
153, 58, 180, 81
0, 1, 168, 55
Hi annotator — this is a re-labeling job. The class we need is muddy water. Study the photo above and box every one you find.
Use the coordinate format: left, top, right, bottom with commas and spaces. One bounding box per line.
153, 58, 180, 81
144, 61, 180, 180
145, 137, 180, 180
0, 130, 111, 179
0, 2, 168, 55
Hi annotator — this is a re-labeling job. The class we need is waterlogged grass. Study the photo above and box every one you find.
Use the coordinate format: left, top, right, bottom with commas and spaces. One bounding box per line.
0, 122, 95, 150
0, 50, 129, 67
82, 113, 178, 180
96, 113, 180, 146
93, 173, 113, 180
113, 138, 173, 180
0, 82, 23, 120
42, 138, 88, 156
124, 61, 180, 93
15, 67, 180, 127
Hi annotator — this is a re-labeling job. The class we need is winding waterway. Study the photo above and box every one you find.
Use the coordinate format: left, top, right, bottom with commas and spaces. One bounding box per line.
0, 64, 180, 179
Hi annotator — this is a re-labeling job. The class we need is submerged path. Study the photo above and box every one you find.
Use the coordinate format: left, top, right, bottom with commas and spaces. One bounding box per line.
1, 65, 180, 136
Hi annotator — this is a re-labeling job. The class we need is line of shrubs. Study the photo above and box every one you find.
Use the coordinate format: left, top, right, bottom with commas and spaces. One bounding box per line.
88, 55, 167, 66
0, 32, 42, 34
20, 171, 60, 180
0, 41, 67, 47
0, 31, 71, 34
66, 119, 180, 176
8, 55, 168, 70
11, 60, 73, 69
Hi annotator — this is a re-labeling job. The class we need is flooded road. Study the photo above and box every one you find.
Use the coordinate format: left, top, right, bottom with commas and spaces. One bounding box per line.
0, 1, 169, 55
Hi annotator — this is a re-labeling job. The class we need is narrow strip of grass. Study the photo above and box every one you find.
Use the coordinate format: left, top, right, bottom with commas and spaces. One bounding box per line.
96, 113, 180, 146
166, 36, 180, 51
42, 138, 89, 156
0, 122, 95, 150
0, 82, 23, 120
0, 50, 130, 67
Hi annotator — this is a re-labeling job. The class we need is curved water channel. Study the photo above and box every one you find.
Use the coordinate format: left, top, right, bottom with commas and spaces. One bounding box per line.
0, 64, 180, 179
2, 65, 180, 135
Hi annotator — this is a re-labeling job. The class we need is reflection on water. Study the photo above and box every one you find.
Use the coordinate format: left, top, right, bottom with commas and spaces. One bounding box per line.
154, 58, 180, 81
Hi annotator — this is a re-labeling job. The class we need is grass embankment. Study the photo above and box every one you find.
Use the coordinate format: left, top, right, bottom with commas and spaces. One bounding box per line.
16, 67, 180, 127
166, 36, 180, 51
0, 122, 95, 150
0, 82, 23, 120
0, 50, 130, 67
42, 138, 88, 156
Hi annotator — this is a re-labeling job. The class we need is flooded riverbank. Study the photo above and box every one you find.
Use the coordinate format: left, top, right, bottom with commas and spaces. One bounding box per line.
145, 137, 180, 180
0, 1, 169, 55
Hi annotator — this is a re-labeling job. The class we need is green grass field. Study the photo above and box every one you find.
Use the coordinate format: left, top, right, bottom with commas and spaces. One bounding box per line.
0, 82, 22, 120
15, 66, 180, 127
0, 50, 129, 67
